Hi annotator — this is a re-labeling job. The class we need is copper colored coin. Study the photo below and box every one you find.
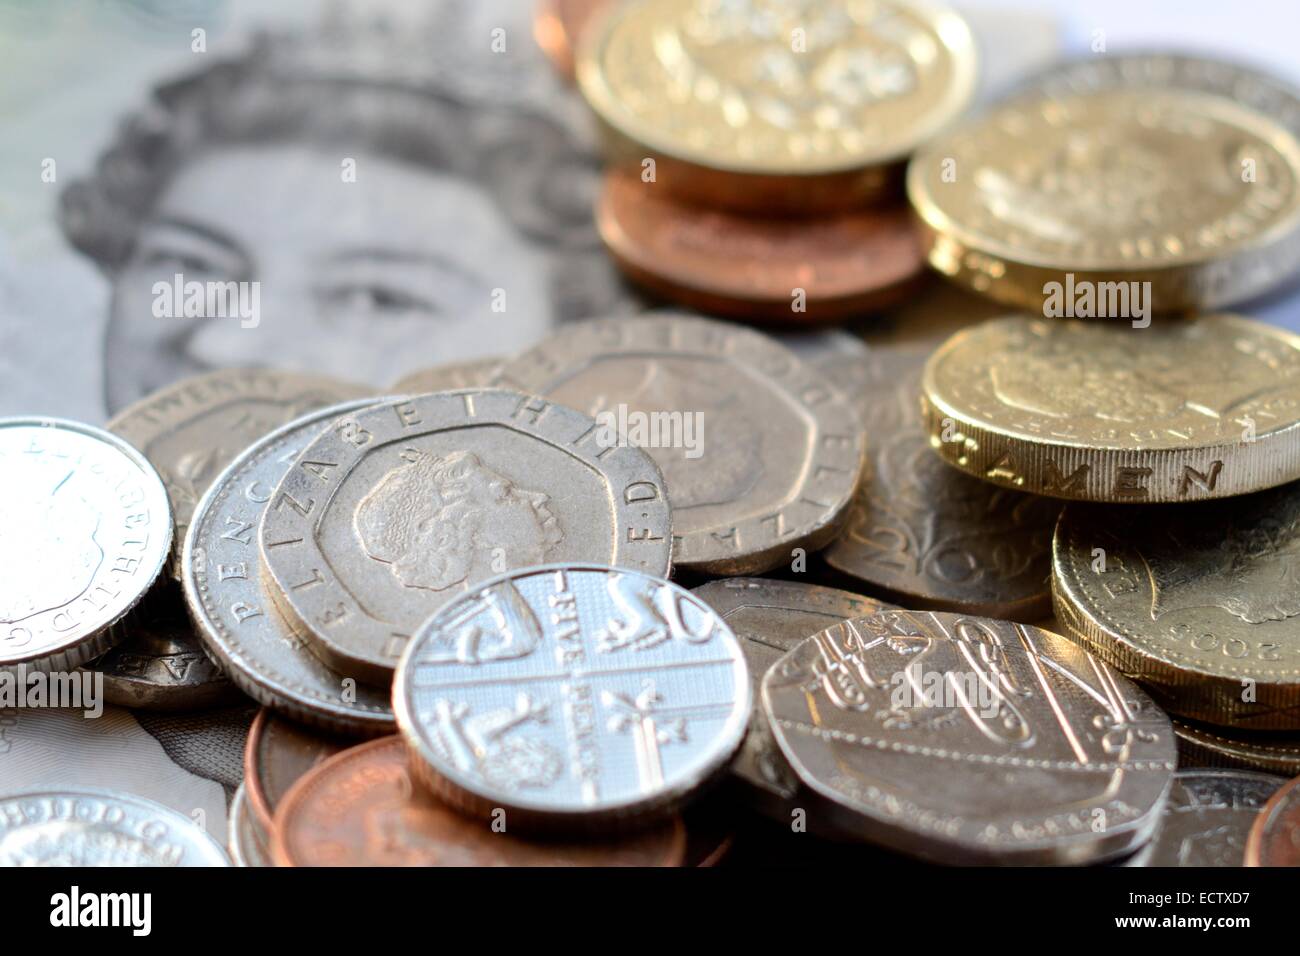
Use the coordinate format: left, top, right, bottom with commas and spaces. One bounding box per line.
533, 0, 608, 81
597, 171, 924, 323
272, 737, 687, 867
244, 708, 350, 837
1247, 775, 1300, 866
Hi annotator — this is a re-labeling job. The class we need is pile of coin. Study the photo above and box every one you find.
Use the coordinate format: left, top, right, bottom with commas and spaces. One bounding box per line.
6, 0, 1300, 868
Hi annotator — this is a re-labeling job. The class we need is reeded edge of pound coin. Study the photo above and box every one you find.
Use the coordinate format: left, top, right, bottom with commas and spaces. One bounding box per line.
1173, 718, 1300, 777
0, 417, 172, 674
921, 314, 1300, 502
394, 563, 752, 832
181, 400, 395, 736
0, 787, 229, 866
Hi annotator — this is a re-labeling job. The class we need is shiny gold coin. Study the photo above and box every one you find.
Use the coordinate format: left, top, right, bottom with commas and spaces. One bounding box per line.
908, 84, 1300, 313
577, 0, 977, 214
1052, 487, 1300, 730
922, 314, 1300, 503
1172, 718, 1300, 778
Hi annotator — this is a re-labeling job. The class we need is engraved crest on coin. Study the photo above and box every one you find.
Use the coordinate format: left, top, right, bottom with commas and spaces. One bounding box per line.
394, 565, 750, 829
1052, 487, 1300, 729
259, 390, 672, 685
1128, 769, 1283, 867
824, 348, 1059, 617
763, 610, 1175, 863
692, 578, 891, 817
494, 315, 865, 575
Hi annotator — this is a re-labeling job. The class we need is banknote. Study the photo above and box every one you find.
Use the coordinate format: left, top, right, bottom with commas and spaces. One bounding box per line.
0, 0, 1066, 825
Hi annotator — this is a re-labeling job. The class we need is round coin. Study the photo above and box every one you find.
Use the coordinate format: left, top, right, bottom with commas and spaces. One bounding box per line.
1052, 488, 1300, 729
1173, 718, 1300, 777
243, 708, 349, 836
259, 389, 672, 685
763, 610, 1176, 864
577, 0, 977, 214
825, 347, 1060, 617
272, 736, 688, 866
182, 400, 394, 735
0, 788, 229, 866
107, 368, 370, 579
228, 782, 272, 868
908, 83, 1300, 313
1128, 769, 1283, 867
0, 418, 171, 674
84, 584, 238, 710
388, 358, 505, 395
597, 170, 923, 322
493, 315, 865, 575
922, 314, 1300, 502
692, 578, 891, 819
1246, 774, 1300, 866
394, 565, 751, 830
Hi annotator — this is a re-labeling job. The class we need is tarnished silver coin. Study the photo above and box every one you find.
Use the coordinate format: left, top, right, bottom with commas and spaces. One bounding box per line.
394, 565, 751, 830
228, 782, 272, 868
107, 368, 371, 579
182, 401, 393, 735
83, 585, 238, 710
1128, 769, 1284, 867
493, 315, 865, 575
0, 418, 172, 674
260, 390, 672, 686
763, 610, 1176, 864
0, 788, 229, 866
389, 358, 505, 394
692, 578, 891, 818
823, 348, 1060, 619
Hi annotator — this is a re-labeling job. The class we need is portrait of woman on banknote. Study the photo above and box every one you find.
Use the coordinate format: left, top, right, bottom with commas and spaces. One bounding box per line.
59, 19, 628, 413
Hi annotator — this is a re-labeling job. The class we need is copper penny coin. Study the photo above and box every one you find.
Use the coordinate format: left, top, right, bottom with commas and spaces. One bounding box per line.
243, 708, 350, 837
533, 0, 609, 81
272, 737, 687, 866
597, 171, 924, 322
1247, 774, 1300, 866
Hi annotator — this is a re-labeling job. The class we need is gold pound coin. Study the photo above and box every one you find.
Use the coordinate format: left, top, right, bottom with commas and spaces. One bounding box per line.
921, 314, 1300, 503
577, 0, 977, 214
1051, 488, 1300, 730
908, 83, 1300, 313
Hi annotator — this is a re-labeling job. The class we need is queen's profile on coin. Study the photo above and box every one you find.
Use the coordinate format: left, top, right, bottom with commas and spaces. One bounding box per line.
354, 450, 563, 594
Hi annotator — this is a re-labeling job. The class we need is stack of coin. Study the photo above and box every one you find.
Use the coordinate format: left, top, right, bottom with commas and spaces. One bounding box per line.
563, 0, 976, 321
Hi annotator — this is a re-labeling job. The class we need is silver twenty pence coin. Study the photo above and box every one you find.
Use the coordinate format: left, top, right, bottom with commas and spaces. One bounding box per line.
763, 610, 1176, 864
0, 788, 230, 866
394, 564, 751, 830
182, 401, 394, 735
0, 418, 172, 674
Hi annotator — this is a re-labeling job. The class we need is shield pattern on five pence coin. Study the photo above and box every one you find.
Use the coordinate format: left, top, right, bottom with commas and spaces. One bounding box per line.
259, 390, 672, 686
394, 565, 751, 831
